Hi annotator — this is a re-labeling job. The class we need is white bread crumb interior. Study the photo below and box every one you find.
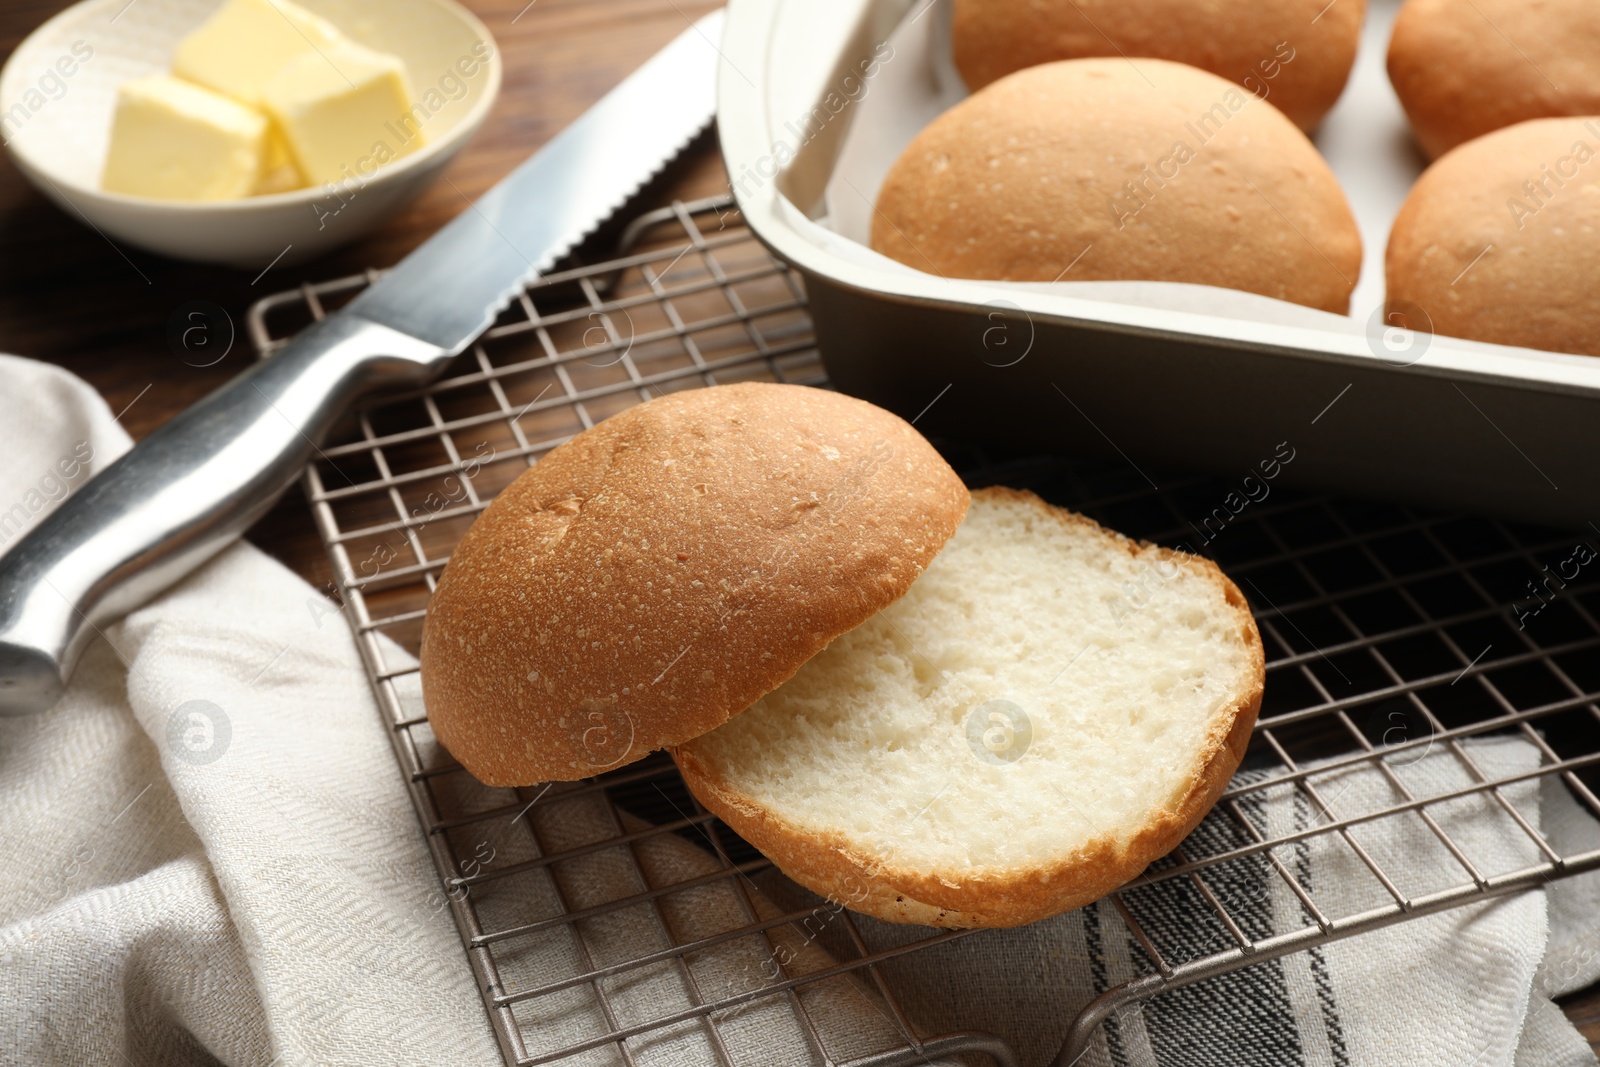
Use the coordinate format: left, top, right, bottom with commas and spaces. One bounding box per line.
677, 488, 1262, 925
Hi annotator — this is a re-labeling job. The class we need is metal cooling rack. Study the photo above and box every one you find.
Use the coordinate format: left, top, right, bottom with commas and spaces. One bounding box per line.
248, 196, 1600, 1067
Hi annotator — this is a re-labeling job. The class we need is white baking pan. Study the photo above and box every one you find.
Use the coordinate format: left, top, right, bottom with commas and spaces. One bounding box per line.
718, 0, 1600, 529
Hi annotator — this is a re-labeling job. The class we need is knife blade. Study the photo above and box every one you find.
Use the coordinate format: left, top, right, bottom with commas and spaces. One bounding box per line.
353, 10, 721, 352
0, 10, 724, 716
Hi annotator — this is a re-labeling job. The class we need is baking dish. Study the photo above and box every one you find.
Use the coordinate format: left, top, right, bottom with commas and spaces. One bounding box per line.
717, 0, 1600, 530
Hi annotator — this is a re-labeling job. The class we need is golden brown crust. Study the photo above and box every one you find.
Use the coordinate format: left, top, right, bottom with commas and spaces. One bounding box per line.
420, 383, 970, 786
1388, 0, 1600, 160
674, 488, 1266, 928
871, 59, 1362, 314
953, 0, 1365, 131
1385, 116, 1600, 359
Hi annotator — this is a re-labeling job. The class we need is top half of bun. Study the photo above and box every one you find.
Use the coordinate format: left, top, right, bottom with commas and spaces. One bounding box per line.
419, 382, 970, 786
952, 0, 1365, 131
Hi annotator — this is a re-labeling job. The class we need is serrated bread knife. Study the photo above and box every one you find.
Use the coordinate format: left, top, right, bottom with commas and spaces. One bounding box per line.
0, 10, 723, 715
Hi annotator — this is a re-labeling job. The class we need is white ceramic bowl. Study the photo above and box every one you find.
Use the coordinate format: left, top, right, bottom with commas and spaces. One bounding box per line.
0, 0, 501, 267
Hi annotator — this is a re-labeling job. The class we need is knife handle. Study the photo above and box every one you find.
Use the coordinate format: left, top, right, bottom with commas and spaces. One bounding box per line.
0, 314, 449, 716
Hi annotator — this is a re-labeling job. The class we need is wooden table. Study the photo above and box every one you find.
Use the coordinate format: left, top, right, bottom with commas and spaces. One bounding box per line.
1, 0, 1597, 1054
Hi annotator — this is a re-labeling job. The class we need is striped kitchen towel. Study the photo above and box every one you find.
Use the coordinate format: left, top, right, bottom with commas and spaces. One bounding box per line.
800, 735, 1600, 1066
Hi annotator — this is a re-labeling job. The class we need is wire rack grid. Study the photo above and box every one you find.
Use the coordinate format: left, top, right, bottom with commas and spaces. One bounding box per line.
248, 196, 1600, 1067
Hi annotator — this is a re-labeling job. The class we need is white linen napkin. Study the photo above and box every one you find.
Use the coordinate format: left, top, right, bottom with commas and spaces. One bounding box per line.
0, 354, 1596, 1067
0, 355, 498, 1065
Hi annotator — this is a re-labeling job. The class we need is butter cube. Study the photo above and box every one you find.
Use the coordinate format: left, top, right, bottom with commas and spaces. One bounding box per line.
172, 0, 344, 106
262, 40, 423, 185
253, 126, 306, 195
101, 75, 268, 201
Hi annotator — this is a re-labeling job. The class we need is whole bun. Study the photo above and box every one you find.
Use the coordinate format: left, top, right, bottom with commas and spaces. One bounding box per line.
872, 59, 1363, 314
1386, 117, 1600, 358
952, 0, 1365, 131
1388, 0, 1600, 160
419, 383, 970, 786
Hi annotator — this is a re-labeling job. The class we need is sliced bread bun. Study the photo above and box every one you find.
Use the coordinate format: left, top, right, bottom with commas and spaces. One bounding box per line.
1388, 0, 1600, 160
871, 59, 1363, 314
953, 0, 1365, 131
421, 383, 969, 786
675, 488, 1264, 928
1386, 117, 1600, 358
